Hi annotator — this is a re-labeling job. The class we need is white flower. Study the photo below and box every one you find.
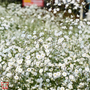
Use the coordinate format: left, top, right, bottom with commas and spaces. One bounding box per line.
70, 64, 74, 69
39, 69, 43, 74
79, 82, 84, 87
0, 27, 4, 30
62, 26, 67, 29
46, 79, 50, 82
57, 72, 61, 77
18, 88, 22, 90
27, 68, 31, 72
68, 84, 73, 89
62, 43, 66, 48
85, 67, 89, 72
39, 32, 44, 37
16, 67, 22, 73
8, 62, 14, 67
26, 55, 30, 60
79, 30, 82, 34
25, 60, 31, 65
57, 8, 60, 11
82, 53, 89, 57
47, 37, 52, 41
1, 17, 4, 20
35, 44, 39, 48
8, 53, 12, 57
87, 21, 90, 25
61, 63, 66, 69
14, 75, 19, 80
57, 86, 60, 90
43, 44, 49, 49
53, 73, 58, 79
17, 59, 23, 64
36, 78, 43, 83
54, 10, 57, 14
47, 73, 52, 78
69, 31, 72, 35
36, 54, 41, 60
41, 53, 45, 59
69, 75, 75, 81
45, 49, 50, 56
6, 73, 12, 77
38, 38, 43, 43
62, 72, 67, 77
69, 26, 73, 30
74, 69, 79, 74
60, 87, 65, 90
48, 8, 52, 11
18, 48, 23, 52
58, 38, 64, 44
68, 9, 72, 13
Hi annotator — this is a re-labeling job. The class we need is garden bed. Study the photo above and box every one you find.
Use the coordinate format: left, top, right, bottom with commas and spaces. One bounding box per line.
0, 3, 90, 90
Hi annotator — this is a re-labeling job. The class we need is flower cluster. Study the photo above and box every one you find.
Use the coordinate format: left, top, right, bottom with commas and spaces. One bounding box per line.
0, 3, 90, 90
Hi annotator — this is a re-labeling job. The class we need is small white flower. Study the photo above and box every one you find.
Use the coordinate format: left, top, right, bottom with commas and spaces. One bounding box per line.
48, 8, 52, 11
85, 67, 89, 72
57, 86, 60, 90
68, 9, 72, 13
46, 79, 50, 82
14, 75, 19, 80
8, 62, 14, 67
26, 58, 31, 65
17, 59, 23, 64
43, 44, 49, 49
27, 68, 31, 72
18, 88, 22, 90
36, 54, 41, 60
16, 67, 22, 73
26, 55, 30, 60
53, 73, 58, 79
1, 17, 4, 20
38, 38, 43, 43
36, 44, 39, 48
47, 73, 52, 78
39, 32, 44, 37
54, 10, 57, 14
62, 72, 67, 77
82, 53, 89, 57
79, 82, 84, 87
68, 84, 73, 89
36, 78, 43, 83
57, 72, 61, 77
41, 53, 45, 59
87, 21, 90, 25
45, 49, 50, 56
8, 53, 12, 57
62, 43, 66, 48
58, 38, 64, 44
60, 86, 65, 90
75, 69, 79, 74
69, 26, 73, 30
62, 26, 67, 29
69, 75, 75, 81
39, 69, 43, 74
6, 73, 12, 77
57, 8, 60, 11
18, 48, 23, 52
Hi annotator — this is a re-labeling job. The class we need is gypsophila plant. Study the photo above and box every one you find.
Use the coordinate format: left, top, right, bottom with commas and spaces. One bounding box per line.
0, 3, 90, 90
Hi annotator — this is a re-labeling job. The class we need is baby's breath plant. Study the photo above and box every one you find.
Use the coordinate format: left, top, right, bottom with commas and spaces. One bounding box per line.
0, 3, 90, 90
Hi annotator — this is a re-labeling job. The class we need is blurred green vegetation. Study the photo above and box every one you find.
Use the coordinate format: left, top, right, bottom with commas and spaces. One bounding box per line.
0, 0, 22, 7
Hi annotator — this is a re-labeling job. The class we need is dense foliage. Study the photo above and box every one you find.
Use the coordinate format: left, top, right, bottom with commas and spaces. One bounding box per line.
0, 3, 90, 90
